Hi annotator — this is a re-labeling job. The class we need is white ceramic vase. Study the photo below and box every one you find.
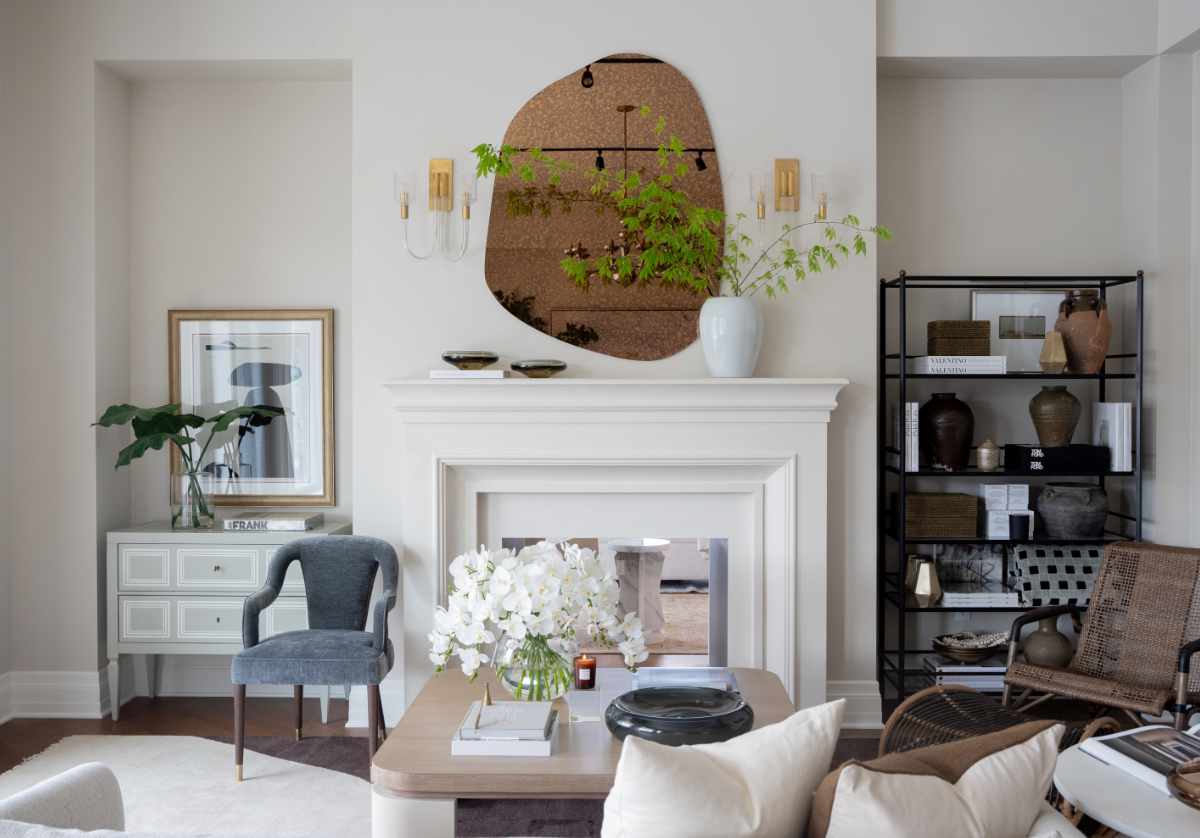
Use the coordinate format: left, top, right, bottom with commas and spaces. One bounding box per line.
699, 296, 763, 378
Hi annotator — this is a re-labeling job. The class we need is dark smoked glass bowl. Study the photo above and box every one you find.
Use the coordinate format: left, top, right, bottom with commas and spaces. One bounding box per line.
604, 687, 754, 746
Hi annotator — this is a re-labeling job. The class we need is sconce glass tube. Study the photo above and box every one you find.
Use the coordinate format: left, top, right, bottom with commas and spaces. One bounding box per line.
394, 161, 476, 262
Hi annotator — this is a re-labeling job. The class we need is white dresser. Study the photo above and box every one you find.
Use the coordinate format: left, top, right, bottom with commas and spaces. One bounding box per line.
105, 521, 351, 720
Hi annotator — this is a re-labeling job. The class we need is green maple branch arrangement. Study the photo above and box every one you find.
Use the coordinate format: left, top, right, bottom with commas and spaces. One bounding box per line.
473, 107, 889, 299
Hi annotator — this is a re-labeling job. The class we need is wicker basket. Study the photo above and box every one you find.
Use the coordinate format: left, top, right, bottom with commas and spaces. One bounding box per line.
928, 321, 990, 356
905, 493, 979, 539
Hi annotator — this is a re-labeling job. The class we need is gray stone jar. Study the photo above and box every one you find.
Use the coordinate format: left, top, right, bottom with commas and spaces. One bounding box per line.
1022, 617, 1074, 668
1036, 482, 1108, 539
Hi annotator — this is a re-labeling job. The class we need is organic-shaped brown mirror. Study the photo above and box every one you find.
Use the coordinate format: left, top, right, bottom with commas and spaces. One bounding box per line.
484, 54, 722, 361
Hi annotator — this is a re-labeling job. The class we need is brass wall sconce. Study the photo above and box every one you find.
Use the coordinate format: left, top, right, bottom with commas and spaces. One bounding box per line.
774, 159, 800, 212
811, 172, 830, 222
394, 158, 476, 261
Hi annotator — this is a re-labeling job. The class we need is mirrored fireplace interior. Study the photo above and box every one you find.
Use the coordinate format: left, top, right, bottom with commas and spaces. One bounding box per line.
501, 537, 728, 667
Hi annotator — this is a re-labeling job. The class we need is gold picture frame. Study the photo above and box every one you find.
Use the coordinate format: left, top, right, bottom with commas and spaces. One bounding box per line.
168, 308, 335, 507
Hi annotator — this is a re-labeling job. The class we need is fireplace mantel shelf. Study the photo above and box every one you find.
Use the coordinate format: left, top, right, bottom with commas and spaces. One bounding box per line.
384, 377, 849, 417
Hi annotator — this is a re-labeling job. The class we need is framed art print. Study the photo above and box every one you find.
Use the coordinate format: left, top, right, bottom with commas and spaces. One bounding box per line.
970, 290, 1066, 372
169, 309, 334, 506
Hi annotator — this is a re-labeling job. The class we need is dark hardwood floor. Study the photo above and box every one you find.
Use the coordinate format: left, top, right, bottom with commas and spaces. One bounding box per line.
0, 695, 882, 776
0, 695, 364, 774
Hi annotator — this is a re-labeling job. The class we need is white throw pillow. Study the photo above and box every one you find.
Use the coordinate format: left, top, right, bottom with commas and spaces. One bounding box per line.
809, 721, 1065, 838
601, 698, 845, 838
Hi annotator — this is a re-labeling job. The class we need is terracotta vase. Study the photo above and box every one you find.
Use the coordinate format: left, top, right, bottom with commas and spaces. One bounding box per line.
1022, 616, 1073, 668
1029, 386, 1080, 447
1036, 482, 1108, 539
919, 393, 974, 471
1055, 291, 1112, 374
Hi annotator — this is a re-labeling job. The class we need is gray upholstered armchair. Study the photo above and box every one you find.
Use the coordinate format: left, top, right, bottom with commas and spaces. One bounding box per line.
231, 535, 399, 780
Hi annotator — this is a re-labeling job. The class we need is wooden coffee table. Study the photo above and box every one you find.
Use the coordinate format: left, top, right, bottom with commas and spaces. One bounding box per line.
370, 666, 794, 837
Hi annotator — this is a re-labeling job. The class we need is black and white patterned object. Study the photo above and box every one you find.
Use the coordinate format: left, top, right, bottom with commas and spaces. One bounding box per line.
1008, 546, 1102, 606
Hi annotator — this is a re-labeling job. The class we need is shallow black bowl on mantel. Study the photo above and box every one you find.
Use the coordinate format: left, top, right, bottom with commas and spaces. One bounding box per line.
604, 686, 754, 746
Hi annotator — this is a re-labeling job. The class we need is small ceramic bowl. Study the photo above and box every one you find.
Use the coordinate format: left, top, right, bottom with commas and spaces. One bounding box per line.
932, 631, 1008, 665
511, 359, 567, 378
1168, 759, 1200, 811
442, 351, 499, 371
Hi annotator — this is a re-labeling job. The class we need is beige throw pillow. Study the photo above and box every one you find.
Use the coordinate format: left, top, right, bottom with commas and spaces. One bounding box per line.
808, 720, 1065, 838
600, 698, 844, 838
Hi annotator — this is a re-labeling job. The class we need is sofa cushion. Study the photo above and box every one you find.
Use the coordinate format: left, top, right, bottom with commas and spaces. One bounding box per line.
808, 720, 1064, 838
600, 698, 844, 838
230, 629, 393, 685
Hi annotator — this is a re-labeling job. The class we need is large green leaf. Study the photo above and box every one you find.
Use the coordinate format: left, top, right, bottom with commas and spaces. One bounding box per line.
94, 402, 180, 427
131, 410, 206, 439
209, 404, 284, 433
115, 432, 191, 469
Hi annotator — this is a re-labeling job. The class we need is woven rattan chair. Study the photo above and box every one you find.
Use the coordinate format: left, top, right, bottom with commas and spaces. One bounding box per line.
1002, 541, 1200, 729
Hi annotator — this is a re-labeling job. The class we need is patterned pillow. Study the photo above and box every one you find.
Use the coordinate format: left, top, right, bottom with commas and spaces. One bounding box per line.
1008, 546, 1102, 607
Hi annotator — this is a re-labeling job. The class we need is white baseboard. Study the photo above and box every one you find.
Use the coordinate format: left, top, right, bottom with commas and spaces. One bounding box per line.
828, 680, 882, 729
0, 672, 12, 725
5, 670, 106, 719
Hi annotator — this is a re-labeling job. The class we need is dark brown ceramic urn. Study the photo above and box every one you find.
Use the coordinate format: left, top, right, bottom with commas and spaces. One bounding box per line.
919, 393, 975, 471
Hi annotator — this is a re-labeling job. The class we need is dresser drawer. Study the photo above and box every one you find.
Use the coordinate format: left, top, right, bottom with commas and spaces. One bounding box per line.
177, 547, 260, 589
264, 599, 309, 637
118, 598, 171, 641
118, 547, 171, 590
177, 599, 244, 641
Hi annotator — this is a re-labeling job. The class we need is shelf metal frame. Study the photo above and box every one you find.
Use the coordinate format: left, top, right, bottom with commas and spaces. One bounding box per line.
875, 271, 1144, 716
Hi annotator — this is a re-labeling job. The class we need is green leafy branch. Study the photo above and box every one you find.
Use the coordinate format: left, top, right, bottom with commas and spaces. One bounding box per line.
720, 213, 892, 298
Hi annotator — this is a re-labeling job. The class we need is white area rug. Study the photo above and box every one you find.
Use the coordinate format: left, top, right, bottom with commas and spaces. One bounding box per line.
0, 736, 369, 837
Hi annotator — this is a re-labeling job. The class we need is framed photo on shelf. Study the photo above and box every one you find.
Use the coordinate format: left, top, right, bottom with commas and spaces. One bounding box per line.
168, 309, 334, 506
970, 290, 1067, 372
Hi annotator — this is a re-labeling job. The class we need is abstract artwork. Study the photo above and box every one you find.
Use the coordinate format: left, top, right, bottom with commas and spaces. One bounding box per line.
169, 309, 334, 505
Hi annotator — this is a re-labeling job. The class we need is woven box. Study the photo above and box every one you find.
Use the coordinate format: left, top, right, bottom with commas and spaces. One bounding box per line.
927, 321, 990, 356
904, 493, 979, 539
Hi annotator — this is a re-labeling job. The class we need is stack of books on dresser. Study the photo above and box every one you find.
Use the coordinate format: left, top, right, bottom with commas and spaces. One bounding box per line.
910, 355, 1007, 375
223, 511, 324, 532
924, 655, 1007, 691
451, 700, 559, 757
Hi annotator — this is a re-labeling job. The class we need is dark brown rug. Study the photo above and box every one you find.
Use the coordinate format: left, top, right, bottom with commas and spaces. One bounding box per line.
208, 734, 879, 837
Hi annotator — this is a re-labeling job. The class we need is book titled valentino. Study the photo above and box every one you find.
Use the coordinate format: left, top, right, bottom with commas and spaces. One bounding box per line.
222, 511, 324, 532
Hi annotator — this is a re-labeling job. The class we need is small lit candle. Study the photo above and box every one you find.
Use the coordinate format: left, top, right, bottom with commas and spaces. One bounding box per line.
574, 654, 596, 690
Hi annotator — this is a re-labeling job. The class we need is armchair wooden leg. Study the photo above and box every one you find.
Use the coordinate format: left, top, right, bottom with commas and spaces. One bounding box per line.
233, 684, 246, 782
367, 684, 381, 760
294, 685, 303, 741
378, 698, 388, 741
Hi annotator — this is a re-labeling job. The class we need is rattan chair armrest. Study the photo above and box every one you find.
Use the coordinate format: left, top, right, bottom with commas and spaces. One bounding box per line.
1008, 604, 1079, 644
1179, 637, 1200, 674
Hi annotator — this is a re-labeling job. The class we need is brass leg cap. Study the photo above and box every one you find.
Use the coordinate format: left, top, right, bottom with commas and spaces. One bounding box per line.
295, 728, 302, 741
235, 765, 243, 782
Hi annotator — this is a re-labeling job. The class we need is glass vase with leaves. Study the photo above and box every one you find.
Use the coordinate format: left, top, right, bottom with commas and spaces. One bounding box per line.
94, 403, 283, 529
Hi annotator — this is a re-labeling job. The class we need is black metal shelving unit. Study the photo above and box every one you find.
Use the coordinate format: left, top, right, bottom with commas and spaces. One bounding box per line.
876, 272, 1144, 719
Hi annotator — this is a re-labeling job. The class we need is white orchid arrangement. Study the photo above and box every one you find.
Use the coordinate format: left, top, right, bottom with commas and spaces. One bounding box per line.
429, 541, 649, 697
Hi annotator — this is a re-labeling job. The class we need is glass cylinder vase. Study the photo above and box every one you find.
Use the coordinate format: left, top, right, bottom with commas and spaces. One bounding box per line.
171, 468, 215, 530
498, 635, 573, 701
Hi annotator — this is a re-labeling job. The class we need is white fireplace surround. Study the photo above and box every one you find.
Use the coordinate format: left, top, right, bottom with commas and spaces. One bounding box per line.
382, 378, 847, 716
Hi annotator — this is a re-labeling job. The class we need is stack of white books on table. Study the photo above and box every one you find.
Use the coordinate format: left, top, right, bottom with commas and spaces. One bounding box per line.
939, 581, 1020, 607
632, 666, 740, 693
430, 369, 510, 379
1080, 723, 1200, 794
923, 655, 1007, 691
1092, 402, 1133, 471
892, 401, 919, 472
910, 355, 1007, 375
222, 511, 325, 532
451, 700, 559, 757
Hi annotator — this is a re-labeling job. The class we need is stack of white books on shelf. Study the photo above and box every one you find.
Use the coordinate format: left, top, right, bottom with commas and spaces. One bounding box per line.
1092, 402, 1133, 471
892, 401, 919, 472
451, 699, 559, 757
923, 655, 1007, 691
222, 511, 325, 532
939, 581, 1020, 607
430, 369, 510, 379
910, 355, 1007, 375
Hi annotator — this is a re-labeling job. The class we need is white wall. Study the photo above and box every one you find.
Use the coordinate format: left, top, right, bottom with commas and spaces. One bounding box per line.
349, 0, 879, 704
0, 1, 19, 687
126, 78, 353, 523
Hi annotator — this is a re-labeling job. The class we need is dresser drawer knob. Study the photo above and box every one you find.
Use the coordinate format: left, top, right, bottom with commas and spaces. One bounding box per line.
213, 564, 222, 572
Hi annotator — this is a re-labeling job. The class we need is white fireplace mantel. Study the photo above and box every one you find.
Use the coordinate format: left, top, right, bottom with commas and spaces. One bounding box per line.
382, 377, 847, 712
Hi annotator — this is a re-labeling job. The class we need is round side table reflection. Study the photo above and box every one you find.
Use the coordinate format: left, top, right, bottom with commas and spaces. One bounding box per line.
609, 538, 669, 645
